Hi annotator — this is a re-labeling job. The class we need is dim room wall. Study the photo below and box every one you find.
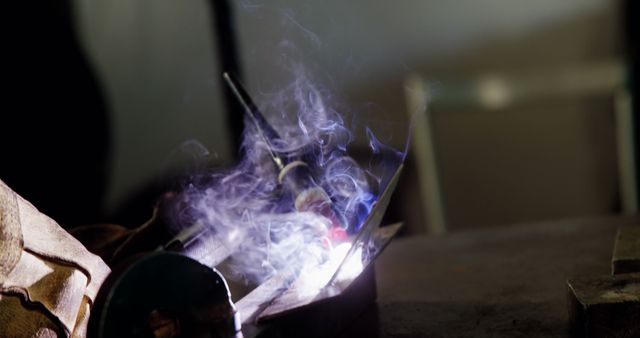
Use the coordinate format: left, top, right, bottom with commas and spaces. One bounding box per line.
74, 0, 620, 233
75, 0, 233, 213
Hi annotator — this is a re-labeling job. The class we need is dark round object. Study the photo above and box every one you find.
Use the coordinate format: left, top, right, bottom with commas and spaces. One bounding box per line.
89, 252, 240, 338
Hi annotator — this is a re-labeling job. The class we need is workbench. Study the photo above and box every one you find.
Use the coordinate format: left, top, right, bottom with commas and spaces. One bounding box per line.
341, 216, 639, 337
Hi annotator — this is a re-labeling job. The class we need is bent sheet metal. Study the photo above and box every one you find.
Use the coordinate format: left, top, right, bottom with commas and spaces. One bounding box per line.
237, 164, 404, 324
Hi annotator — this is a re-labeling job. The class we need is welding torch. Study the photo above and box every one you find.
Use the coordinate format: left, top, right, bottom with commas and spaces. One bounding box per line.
223, 72, 347, 242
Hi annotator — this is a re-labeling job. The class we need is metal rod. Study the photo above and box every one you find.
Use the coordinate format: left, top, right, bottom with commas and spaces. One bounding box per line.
223, 72, 284, 170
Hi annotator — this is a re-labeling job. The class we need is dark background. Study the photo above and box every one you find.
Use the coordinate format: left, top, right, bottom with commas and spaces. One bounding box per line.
2, 0, 637, 236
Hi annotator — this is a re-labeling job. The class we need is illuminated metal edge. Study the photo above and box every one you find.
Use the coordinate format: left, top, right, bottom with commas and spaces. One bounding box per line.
329, 163, 405, 285
235, 164, 404, 328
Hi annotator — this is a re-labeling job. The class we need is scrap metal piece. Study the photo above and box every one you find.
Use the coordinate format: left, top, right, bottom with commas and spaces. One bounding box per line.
256, 223, 402, 323
567, 273, 640, 338
252, 166, 404, 322
612, 227, 640, 275
235, 268, 298, 325
327, 164, 404, 286
236, 165, 404, 325
164, 222, 239, 269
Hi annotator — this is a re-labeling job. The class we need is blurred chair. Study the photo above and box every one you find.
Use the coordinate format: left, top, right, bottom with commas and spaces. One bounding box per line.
405, 60, 636, 234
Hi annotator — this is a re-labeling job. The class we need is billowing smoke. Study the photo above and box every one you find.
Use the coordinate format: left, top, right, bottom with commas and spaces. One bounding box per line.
168, 67, 403, 284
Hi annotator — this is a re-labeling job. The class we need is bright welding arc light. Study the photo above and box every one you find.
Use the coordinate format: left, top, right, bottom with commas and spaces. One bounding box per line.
332, 242, 363, 282
296, 241, 365, 298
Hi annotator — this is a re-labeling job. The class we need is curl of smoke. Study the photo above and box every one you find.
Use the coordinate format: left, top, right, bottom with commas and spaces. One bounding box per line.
170, 68, 401, 284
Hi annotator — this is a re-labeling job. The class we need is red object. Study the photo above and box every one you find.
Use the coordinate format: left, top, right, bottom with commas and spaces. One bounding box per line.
329, 226, 347, 241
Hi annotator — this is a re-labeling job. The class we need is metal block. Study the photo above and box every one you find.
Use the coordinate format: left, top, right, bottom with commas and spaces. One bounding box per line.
567, 273, 640, 338
612, 227, 640, 275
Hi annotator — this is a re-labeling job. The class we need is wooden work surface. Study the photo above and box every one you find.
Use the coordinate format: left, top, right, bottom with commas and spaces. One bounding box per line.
340, 216, 640, 337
